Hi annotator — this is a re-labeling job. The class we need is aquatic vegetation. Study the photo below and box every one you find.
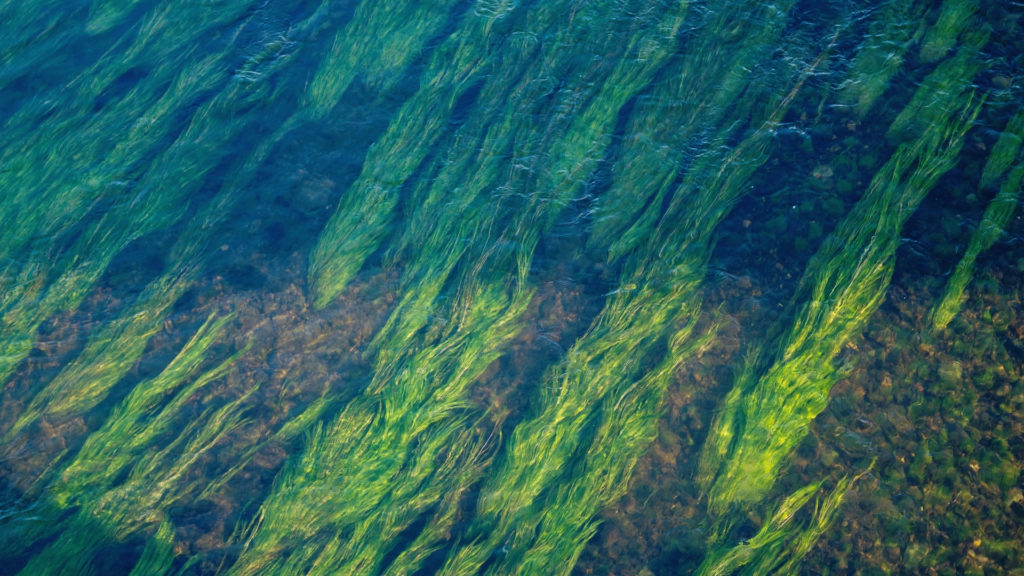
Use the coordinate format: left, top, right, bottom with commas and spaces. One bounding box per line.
49, 313, 241, 505
698, 27, 984, 534
919, 0, 979, 63
697, 480, 822, 576
698, 466, 872, 576
3, 268, 192, 444
0, 0, 289, 387
0, 0, 314, 564
689, 17, 992, 572
127, 521, 176, 576
305, 1, 463, 115
587, 0, 799, 258
0, 54, 216, 384
932, 110, 1024, 330
837, 0, 927, 118
13, 328, 252, 575
980, 110, 1024, 191
17, 391, 256, 576
232, 2, 698, 573
437, 5, 853, 574
242, 0, 476, 313
307, 0, 518, 310
2, 1, 1022, 575
0, 300, 247, 560
228, 277, 532, 575
1, 95, 280, 447
887, 27, 987, 141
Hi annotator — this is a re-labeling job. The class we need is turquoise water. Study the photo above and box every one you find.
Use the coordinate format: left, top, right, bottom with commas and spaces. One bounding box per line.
1, 1, 1023, 574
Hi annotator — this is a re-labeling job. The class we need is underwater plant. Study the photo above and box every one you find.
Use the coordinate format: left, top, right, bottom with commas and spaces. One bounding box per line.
0, 0, 304, 389
436, 3, 859, 574
2, 1, 1021, 575
307, 0, 516, 310
932, 109, 1024, 330
919, 0, 979, 63
12, 316, 250, 576
696, 25, 986, 574
230, 2, 698, 573
0, 1, 321, 567
837, 0, 927, 118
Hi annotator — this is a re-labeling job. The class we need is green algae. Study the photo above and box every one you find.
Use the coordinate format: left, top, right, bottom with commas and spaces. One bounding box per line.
919, 0, 979, 63
232, 2, 704, 573
694, 26, 987, 574
1, 1, 1022, 575
587, 0, 799, 259
932, 162, 1022, 330
307, 1, 515, 310
838, 0, 927, 118
13, 336, 251, 576
127, 521, 176, 576
701, 85, 981, 512
438, 5, 850, 574
305, 1, 461, 116
0, 0, 288, 388
932, 110, 1024, 330
50, 313, 243, 506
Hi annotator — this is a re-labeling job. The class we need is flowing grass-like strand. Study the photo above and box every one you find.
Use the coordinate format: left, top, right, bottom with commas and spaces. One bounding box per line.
699, 40, 984, 516
932, 160, 1023, 330
439, 6, 848, 574
919, 0, 979, 63
837, 0, 927, 117
307, 1, 523, 309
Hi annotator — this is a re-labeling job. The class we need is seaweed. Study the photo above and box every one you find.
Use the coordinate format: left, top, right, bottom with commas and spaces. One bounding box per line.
837, 0, 927, 118
2, 1, 1021, 575
932, 110, 1024, 330
696, 31, 985, 574
230, 2, 701, 572
438, 3, 850, 574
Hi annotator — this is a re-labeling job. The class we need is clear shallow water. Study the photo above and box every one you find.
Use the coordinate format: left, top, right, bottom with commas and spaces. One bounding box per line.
1, 1, 1023, 574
